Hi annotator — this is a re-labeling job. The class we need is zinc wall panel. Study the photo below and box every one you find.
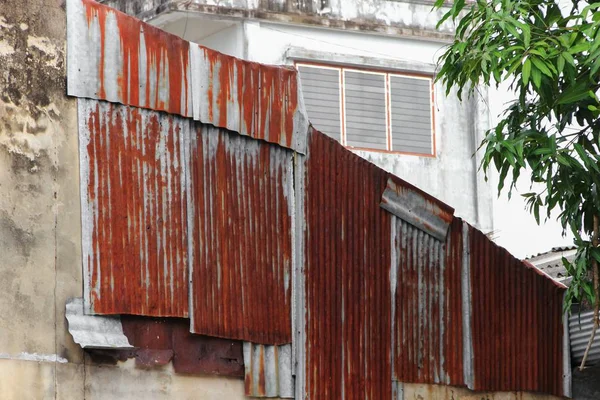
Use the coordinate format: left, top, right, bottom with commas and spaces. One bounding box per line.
79, 99, 189, 317
191, 45, 308, 153
67, 0, 308, 153
303, 128, 392, 399
67, 0, 192, 117
393, 217, 464, 386
469, 226, 565, 396
188, 124, 293, 345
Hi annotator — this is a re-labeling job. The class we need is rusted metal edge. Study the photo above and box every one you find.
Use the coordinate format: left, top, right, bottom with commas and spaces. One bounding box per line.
380, 177, 454, 242
243, 342, 294, 398
522, 260, 569, 290
392, 381, 404, 400
390, 216, 398, 388
293, 151, 307, 399
562, 292, 572, 398
66, 298, 134, 349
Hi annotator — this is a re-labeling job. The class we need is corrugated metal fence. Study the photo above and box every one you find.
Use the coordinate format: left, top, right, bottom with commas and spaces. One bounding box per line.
188, 124, 293, 344
68, 0, 568, 396
302, 130, 392, 399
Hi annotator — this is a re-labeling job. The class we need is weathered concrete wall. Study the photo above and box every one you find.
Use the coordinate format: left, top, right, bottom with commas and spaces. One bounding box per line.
99, 0, 456, 40
0, 0, 83, 374
0, 2, 251, 398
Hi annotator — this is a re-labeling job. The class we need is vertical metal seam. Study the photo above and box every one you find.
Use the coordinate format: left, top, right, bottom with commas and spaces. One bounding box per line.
461, 221, 474, 389
562, 291, 572, 397
390, 216, 398, 394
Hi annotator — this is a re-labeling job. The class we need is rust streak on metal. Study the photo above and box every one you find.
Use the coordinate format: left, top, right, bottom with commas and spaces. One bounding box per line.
468, 225, 565, 396
75, 0, 192, 117
192, 45, 306, 152
82, 100, 188, 317
304, 128, 392, 399
189, 124, 293, 344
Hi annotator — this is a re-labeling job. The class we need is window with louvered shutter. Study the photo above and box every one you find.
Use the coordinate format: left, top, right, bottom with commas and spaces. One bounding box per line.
297, 65, 341, 140
297, 63, 435, 156
389, 75, 433, 155
344, 70, 387, 150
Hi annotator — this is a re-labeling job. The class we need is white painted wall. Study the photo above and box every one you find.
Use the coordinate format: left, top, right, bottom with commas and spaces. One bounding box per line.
197, 23, 244, 58
244, 21, 494, 232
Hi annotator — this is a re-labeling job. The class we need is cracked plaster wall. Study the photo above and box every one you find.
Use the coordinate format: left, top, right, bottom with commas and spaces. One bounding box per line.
0, 1, 247, 398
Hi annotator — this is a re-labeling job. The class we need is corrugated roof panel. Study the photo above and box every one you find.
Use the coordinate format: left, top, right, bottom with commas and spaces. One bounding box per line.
243, 342, 294, 398
188, 123, 293, 345
569, 309, 600, 366
67, 0, 192, 117
79, 99, 189, 317
392, 217, 464, 386
190, 45, 308, 153
303, 128, 392, 399
468, 225, 565, 396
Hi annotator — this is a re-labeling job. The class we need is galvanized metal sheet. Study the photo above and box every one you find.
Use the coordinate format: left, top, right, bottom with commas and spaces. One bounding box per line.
67, 0, 192, 117
303, 128, 392, 399
190, 44, 308, 153
65, 297, 133, 349
569, 309, 600, 367
381, 177, 454, 241
79, 99, 189, 317
188, 123, 294, 344
468, 225, 565, 396
67, 0, 308, 153
392, 217, 464, 386
243, 342, 294, 398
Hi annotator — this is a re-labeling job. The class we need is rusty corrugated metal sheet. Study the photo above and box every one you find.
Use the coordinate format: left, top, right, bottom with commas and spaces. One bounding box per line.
468, 225, 565, 396
190, 45, 308, 153
67, 0, 308, 153
243, 343, 294, 398
303, 128, 392, 399
392, 217, 464, 386
67, 0, 192, 117
188, 123, 293, 344
121, 316, 245, 376
79, 99, 189, 317
381, 176, 454, 241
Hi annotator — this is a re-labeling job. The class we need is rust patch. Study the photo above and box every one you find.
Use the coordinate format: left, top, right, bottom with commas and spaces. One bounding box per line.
304, 128, 392, 399
189, 124, 293, 345
83, 101, 188, 317
79, 0, 191, 116
120, 316, 245, 377
469, 226, 564, 396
